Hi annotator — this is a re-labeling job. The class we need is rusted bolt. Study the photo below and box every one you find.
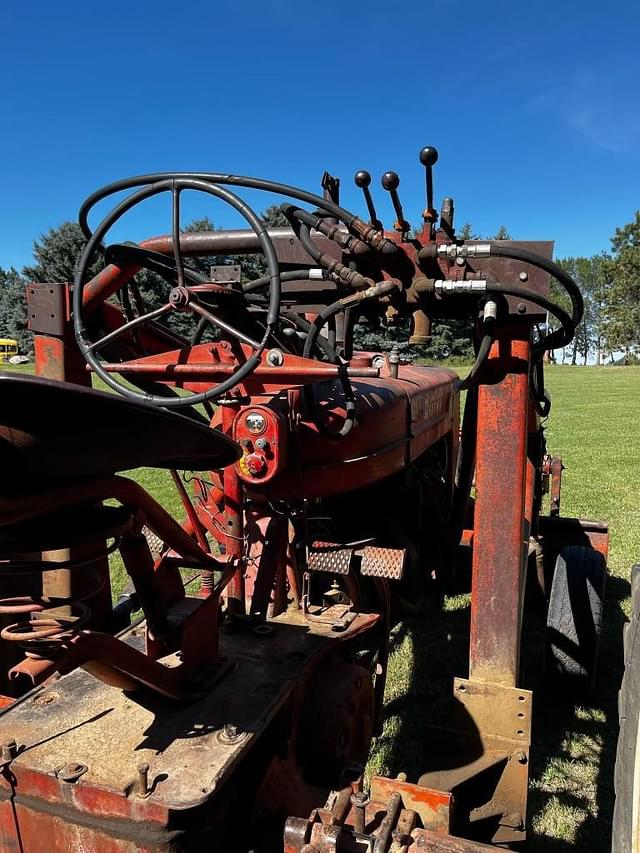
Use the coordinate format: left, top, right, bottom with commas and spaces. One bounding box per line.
136, 761, 150, 797
517, 302, 527, 314
58, 762, 88, 783
514, 750, 528, 764
396, 771, 408, 782
1, 740, 16, 764
519, 271, 528, 281
350, 790, 369, 833
33, 691, 58, 707
217, 723, 246, 745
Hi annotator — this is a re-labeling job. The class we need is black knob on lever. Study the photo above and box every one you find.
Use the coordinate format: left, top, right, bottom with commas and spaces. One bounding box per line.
381, 171, 410, 235
354, 170, 382, 231
419, 146, 439, 224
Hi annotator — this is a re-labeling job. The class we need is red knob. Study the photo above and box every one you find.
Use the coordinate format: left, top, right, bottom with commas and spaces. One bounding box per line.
245, 453, 266, 477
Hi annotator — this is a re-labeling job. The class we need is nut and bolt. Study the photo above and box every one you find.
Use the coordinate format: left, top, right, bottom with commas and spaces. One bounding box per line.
266, 348, 284, 367
1, 740, 16, 764
514, 750, 528, 764
136, 761, 150, 797
350, 790, 370, 833
519, 271, 529, 282
517, 302, 527, 314
58, 762, 88, 783
217, 723, 246, 745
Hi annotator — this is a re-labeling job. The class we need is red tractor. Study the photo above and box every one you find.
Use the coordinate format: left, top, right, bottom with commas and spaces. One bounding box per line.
0, 148, 608, 851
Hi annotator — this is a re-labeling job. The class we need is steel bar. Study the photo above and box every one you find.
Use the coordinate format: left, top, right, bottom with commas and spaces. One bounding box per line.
469, 327, 531, 686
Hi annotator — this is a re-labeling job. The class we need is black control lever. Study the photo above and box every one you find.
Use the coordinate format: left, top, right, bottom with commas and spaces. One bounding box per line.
381, 171, 410, 235
354, 170, 382, 231
419, 146, 439, 226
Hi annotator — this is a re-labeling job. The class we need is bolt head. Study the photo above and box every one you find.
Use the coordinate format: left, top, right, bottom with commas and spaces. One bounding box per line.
350, 791, 370, 806
266, 348, 284, 367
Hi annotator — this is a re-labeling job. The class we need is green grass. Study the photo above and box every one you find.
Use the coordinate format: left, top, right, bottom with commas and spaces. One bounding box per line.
5, 361, 639, 848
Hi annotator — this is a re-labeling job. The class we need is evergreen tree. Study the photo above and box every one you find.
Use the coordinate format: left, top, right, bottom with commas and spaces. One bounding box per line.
603, 211, 640, 359
0, 267, 31, 354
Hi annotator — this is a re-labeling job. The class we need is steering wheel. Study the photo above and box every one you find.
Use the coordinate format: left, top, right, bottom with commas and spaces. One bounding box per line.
73, 177, 281, 407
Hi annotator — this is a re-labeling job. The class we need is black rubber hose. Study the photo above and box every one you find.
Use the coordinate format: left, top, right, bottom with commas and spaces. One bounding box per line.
79, 172, 361, 242
455, 328, 495, 392
487, 244, 583, 343
531, 357, 551, 417
283, 213, 324, 266
485, 282, 575, 353
302, 300, 359, 438
279, 310, 338, 361
451, 386, 478, 551
243, 268, 332, 294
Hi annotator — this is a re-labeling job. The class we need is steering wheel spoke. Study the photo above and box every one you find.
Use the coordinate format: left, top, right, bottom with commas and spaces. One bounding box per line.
73, 177, 281, 406
87, 302, 173, 353
188, 299, 261, 352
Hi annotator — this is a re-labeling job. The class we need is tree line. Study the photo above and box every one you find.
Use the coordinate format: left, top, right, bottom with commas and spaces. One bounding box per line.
1, 210, 638, 364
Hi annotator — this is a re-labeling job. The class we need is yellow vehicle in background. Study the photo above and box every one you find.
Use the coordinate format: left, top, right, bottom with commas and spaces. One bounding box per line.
0, 339, 18, 363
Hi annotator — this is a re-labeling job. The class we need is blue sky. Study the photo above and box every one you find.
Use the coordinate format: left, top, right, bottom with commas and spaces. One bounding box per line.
1, 0, 639, 271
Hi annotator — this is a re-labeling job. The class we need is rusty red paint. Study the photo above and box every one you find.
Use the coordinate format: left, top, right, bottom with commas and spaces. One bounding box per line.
469, 329, 531, 687
369, 775, 452, 833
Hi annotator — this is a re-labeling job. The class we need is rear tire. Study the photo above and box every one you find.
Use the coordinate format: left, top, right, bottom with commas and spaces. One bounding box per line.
546, 545, 607, 687
612, 565, 640, 853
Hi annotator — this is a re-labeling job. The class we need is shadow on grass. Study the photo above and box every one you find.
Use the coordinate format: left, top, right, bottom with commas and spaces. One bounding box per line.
525, 572, 628, 852
370, 599, 471, 783
370, 571, 627, 850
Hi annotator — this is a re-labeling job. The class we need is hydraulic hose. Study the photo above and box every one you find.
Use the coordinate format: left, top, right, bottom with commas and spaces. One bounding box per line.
455, 327, 495, 392
484, 282, 575, 354
242, 268, 332, 294
301, 280, 398, 438
486, 244, 583, 351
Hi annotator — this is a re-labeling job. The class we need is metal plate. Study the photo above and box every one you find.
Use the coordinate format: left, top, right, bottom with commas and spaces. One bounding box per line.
210, 264, 241, 283
26, 283, 68, 336
360, 546, 406, 580
452, 677, 532, 744
308, 542, 353, 575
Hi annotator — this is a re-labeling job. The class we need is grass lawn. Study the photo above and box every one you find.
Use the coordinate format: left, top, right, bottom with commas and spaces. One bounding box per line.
4, 361, 639, 848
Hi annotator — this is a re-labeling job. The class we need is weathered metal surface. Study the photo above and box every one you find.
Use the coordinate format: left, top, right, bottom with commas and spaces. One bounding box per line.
0, 605, 380, 849
26, 282, 69, 336
469, 329, 531, 687
0, 373, 240, 489
360, 546, 406, 581
451, 678, 532, 745
541, 454, 564, 517
419, 681, 531, 846
369, 776, 452, 833
308, 543, 353, 575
